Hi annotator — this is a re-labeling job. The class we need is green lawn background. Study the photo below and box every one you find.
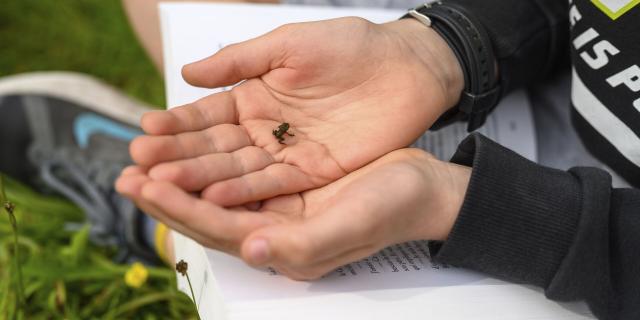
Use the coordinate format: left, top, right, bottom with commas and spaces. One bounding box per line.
0, 1, 200, 318
0, 0, 165, 107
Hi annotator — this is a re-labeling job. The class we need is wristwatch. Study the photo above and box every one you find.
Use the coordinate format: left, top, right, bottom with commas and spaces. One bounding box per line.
404, 2, 501, 131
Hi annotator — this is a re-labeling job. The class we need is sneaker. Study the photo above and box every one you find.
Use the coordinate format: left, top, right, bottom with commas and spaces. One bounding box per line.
0, 71, 159, 264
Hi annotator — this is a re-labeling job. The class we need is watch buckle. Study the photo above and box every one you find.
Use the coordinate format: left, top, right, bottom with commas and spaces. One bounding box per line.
407, 9, 432, 27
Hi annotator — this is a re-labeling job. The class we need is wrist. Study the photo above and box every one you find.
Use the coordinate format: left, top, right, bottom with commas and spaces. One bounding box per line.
385, 19, 464, 115
401, 3, 502, 132
393, 149, 470, 242
417, 155, 470, 241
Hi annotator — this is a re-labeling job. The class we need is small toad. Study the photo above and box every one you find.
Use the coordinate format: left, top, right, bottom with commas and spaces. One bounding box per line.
272, 122, 295, 144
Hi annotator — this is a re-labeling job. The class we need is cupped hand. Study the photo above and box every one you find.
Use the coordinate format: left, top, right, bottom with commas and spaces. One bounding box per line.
116, 148, 470, 280
130, 17, 463, 207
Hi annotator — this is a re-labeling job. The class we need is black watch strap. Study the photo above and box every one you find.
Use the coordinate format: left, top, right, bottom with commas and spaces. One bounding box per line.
403, 2, 501, 132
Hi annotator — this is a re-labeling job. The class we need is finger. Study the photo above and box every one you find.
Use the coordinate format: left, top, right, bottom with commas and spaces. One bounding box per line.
116, 173, 244, 252
148, 146, 274, 191
273, 245, 377, 281
141, 91, 238, 135
116, 174, 222, 245
201, 163, 317, 207
116, 173, 151, 198
120, 165, 147, 177
140, 181, 273, 244
244, 201, 263, 212
130, 123, 251, 166
303, 245, 378, 279
228, 202, 261, 212
241, 202, 378, 269
130, 197, 222, 251
181, 25, 288, 88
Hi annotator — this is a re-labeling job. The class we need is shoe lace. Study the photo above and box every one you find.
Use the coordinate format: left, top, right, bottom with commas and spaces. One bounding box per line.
30, 144, 139, 262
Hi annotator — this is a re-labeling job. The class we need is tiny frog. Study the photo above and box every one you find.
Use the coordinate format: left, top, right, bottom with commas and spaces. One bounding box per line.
272, 122, 295, 144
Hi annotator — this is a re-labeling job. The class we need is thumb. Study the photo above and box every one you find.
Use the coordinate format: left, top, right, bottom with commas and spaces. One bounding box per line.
182, 26, 288, 88
240, 211, 376, 269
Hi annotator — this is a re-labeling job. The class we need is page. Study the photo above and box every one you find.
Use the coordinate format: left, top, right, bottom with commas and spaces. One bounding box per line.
203, 241, 496, 303
180, 237, 591, 320
413, 90, 536, 161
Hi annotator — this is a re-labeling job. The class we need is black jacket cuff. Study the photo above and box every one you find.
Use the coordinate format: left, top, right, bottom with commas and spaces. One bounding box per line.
432, 133, 583, 288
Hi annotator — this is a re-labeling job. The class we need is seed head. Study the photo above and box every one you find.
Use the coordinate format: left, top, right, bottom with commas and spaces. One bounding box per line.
176, 259, 188, 276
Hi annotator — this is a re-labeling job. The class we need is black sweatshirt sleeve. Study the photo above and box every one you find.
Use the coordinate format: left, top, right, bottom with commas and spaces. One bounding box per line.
432, 133, 640, 320
445, 0, 571, 95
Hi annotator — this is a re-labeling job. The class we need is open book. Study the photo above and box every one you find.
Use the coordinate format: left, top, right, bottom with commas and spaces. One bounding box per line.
160, 3, 593, 319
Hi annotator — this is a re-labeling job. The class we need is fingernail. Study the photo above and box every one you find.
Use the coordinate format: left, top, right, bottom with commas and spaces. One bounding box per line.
248, 238, 270, 265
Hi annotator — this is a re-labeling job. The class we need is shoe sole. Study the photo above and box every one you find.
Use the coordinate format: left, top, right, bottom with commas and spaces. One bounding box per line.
0, 72, 156, 126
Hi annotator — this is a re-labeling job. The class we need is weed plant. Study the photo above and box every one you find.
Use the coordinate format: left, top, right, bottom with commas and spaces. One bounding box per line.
0, 175, 198, 319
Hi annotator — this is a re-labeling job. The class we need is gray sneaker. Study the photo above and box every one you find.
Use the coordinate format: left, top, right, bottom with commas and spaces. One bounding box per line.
0, 72, 159, 264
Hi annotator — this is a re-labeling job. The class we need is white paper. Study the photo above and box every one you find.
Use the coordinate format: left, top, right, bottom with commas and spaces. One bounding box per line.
205, 241, 493, 303
413, 90, 537, 161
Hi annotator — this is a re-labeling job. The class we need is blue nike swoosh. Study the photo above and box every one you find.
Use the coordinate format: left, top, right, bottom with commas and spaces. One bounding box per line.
74, 113, 141, 148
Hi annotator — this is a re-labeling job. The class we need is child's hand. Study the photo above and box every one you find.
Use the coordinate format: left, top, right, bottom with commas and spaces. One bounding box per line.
128, 17, 463, 207
116, 148, 470, 280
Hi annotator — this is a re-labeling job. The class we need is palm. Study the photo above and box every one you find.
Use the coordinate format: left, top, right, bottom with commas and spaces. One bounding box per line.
256, 148, 432, 231
233, 149, 439, 278
132, 18, 454, 206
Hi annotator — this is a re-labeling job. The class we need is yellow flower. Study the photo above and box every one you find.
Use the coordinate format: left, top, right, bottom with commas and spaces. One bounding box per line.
125, 262, 149, 289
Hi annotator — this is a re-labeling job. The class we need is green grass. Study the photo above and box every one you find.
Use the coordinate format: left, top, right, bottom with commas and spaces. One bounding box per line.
0, 1, 199, 318
0, 0, 165, 107
0, 175, 198, 319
